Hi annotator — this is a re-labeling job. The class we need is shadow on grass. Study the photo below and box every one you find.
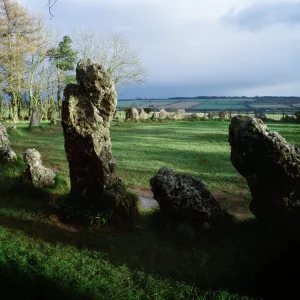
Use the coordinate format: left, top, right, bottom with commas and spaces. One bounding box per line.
0, 163, 298, 300
0, 262, 94, 300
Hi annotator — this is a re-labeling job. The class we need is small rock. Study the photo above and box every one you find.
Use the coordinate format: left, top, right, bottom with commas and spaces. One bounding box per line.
150, 167, 221, 225
0, 123, 17, 163
22, 149, 55, 187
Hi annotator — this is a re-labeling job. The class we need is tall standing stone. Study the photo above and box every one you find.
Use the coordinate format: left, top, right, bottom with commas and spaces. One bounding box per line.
229, 116, 300, 233
138, 108, 149, 120
62, 60, 136, 219
125, 107, 139, 121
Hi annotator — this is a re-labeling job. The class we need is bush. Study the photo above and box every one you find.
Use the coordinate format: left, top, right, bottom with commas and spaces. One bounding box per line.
294, 111, 300, 121
282, 114, 296, 122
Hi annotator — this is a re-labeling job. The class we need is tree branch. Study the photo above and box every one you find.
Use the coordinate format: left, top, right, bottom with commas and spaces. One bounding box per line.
48, 0, 58, 19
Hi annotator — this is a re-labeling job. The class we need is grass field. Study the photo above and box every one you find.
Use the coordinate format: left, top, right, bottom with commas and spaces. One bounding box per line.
1, 120, 300, 299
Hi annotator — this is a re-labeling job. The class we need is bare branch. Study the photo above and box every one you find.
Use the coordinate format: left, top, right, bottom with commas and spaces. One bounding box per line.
72, 30, 147, 88
47, 0, 58, 19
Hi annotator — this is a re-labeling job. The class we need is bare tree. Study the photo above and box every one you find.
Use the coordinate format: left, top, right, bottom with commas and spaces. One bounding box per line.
73, 31, 147, 88
0, 0, 44, 121
25, 25, 59, 113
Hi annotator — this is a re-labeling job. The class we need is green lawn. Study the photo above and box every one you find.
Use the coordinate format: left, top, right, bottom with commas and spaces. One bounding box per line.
1, 119, 300, 299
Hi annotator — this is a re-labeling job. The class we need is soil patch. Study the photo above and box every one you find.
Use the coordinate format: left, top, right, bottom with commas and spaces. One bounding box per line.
131, 187, 159, 210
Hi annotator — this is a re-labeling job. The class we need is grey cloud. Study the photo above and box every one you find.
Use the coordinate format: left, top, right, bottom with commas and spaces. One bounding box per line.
19, 0, 300, 97
222, 2, 300, 31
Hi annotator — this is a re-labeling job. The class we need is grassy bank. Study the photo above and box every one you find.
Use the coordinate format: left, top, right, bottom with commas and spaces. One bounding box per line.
0, 120, 299, 299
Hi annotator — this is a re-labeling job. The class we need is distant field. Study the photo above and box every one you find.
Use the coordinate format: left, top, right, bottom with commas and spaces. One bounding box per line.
249, 104, 291, 109
192, 104, 247, 110
162, 102, 199, 109
117, 98, 300, 113
117, 100, 179, 109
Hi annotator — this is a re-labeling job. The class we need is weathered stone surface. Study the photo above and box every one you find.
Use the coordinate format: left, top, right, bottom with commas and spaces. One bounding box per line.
158, 108, 168, 120
22, 149, 55, 187
183, 113, 198, 120
150, 167, 221, 226
207, 112, 218, 120
138, 108, 148, 120
229, 116, 300, 230
125, 107, 139, 121
29, 107, 41, 128
174, 109, 185, 119
151, 112, 160, 120
62, 60, 137, 219
218, 111, 229, 120
0, 123, 17, 163
167, 113, 176, 120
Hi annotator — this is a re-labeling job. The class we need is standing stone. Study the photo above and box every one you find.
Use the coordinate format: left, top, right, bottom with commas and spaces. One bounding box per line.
22, 149, 56, 187
159, 108, 169, 120
138, 108, 149, 120
229, 116, 300, 232
174, 109, 185, 120
29, 107, 41, 128
218, 111, 228, 120
125, 107, 139, 121
0, 123, 17, 163
150, 167, 221, 226
207, 112, 218, 120
62, 60, 137, 219
151, 112, 160, 120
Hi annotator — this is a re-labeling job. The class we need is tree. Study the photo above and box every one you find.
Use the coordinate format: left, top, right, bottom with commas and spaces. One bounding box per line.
49, 35, 77, 117
0, 0, 43, 121
73, 31, 147, 88
25, 25, 58, 118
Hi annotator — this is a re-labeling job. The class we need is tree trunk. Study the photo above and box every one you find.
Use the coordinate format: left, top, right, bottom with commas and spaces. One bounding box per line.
11, 98, 18, 122
29, 107, 41, 128
57, 68, 62, 119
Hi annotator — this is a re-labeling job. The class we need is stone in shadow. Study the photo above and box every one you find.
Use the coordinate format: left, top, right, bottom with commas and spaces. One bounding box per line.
229, 115, 300, 233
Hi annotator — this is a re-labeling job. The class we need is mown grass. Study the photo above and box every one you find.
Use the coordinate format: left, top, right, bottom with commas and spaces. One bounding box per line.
0, 119, 300, 299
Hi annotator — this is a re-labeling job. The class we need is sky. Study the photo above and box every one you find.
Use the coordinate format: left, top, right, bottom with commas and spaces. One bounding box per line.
19, 0, 300, 98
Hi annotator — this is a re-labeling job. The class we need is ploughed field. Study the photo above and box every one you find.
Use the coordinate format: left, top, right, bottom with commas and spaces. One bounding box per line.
0, 120, 300, 299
